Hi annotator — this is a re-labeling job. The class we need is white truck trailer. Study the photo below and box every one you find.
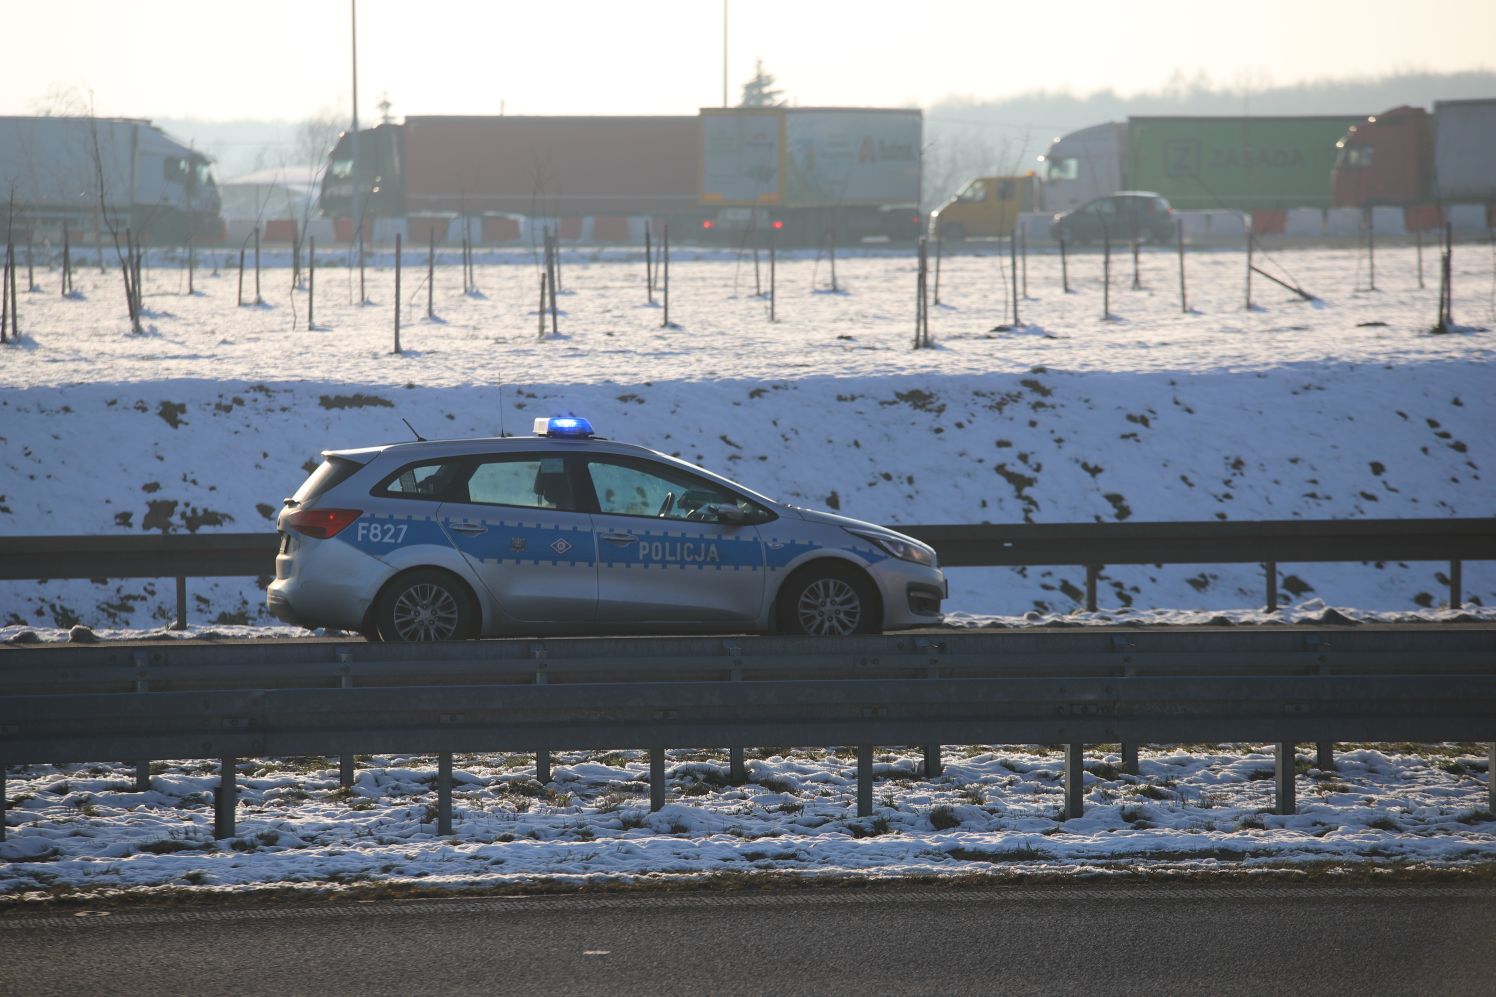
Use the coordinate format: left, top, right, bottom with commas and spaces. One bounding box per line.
0, 116, 221, 243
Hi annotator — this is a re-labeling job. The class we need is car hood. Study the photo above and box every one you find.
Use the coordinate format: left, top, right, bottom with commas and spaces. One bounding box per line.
784, 505, 925, 545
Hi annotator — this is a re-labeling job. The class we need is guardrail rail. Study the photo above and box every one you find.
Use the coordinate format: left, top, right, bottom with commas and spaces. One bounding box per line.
2, 627, 1492, 839
2, 517, 1492, 628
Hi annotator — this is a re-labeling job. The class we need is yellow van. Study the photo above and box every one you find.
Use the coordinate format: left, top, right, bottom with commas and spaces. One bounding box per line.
929, 174, 1040, 240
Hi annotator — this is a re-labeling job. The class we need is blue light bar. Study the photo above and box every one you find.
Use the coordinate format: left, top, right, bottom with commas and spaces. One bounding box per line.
533, 416, 595, 438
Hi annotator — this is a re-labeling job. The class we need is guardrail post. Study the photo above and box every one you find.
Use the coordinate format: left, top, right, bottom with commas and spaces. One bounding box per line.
1450, 559, 1462, 608
1085, 565, 1099, 612
857, 744, 874, 818
534, 649, 551, 783
650, 747, 666, 812
923, 744, 942, 779
1275, 742, 1297, 816
1064, 743, 1085, 820
1264, 561, 1278, 612
437, 752, 453, 835
1489, 743, 1495, 814
923, 657, 942, 777
1120, 742, 1139, 776
1316, 742, 1335, 770
728, 654, 746, 782
214, 757, 237, 839
174, 576, 188, 630
337, 648, 356, 787
1118, 655, 1138, 774
1, 766, 7, 841
133, 658, 151, 791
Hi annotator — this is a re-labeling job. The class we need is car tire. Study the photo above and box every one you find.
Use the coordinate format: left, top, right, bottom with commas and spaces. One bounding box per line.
777, 564, 880, 637
374, 569, 477, 642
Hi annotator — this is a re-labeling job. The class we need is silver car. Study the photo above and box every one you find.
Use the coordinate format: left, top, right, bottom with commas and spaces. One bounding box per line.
267, 416, 946, 640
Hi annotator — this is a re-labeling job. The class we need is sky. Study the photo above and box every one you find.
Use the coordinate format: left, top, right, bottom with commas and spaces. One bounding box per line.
4, 0, 1494, 124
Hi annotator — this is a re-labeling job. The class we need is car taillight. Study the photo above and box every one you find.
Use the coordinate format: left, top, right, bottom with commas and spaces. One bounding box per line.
702, 219, 716, 229
771, 219, 784, 230
286, 508, 362, 539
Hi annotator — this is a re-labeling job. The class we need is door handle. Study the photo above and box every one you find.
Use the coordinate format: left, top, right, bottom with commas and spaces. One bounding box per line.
601, 532, 637, 545
449, 523, 487, 536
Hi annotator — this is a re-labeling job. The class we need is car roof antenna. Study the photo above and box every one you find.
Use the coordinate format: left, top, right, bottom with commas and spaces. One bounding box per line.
401, 417, 427, 442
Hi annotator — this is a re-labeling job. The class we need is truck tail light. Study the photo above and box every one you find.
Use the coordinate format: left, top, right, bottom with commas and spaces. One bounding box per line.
286, 508, 362, 539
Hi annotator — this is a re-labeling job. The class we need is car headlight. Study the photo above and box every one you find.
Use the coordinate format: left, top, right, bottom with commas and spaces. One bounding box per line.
848, 530, 936, 567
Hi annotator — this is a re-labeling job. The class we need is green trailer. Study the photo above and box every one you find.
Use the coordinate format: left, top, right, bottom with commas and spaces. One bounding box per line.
1126, 116, 1361, 211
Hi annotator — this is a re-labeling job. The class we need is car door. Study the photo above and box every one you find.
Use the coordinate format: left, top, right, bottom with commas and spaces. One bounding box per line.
581, 455, 768, 623
439, 452, 598, 623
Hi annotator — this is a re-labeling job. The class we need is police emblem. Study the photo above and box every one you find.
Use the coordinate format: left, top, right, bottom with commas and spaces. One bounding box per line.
510, 536, 527, 553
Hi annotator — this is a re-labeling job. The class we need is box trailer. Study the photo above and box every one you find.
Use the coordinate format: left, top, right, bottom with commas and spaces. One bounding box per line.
0, 116, 220, 242
699, 107, 923, 243
1041, 115, 1360, 212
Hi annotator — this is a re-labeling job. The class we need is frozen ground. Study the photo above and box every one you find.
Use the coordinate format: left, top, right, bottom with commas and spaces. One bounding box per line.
2, 742, 1492, 899
2, 244, 1494, 627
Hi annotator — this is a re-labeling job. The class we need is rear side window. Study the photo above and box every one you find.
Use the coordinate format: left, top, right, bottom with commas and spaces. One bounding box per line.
292, 457, 362, 504
465, 456, 577, 510
376, 459, 470, 502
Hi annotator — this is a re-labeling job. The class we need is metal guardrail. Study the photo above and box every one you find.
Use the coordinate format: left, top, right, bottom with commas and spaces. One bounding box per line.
1, 518, 1491, 626
2, 628, 1492, 840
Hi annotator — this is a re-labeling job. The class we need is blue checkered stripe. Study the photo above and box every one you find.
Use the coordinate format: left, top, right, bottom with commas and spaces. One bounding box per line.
762, 537, 889, 571
338, 513, 452, 555
596, 526, 764, 572
446, 517, 596, 566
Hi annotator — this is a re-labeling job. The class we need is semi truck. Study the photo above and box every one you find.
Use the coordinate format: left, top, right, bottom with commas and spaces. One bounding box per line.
1039, 115, 1362, 213
319, 115, 702, 226
319, 108, 922, 244
1330, 99, 1496, 222
0, 116, 220, 242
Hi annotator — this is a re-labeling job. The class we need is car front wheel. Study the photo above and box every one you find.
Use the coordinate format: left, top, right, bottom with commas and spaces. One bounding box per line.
375, 569, 476, 642
778, 566, 880, 636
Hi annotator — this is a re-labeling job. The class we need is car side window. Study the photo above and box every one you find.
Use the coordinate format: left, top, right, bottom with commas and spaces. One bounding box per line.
956, 180, 988, 203
376, 459, 467, 502
466, 456, 576, 511
585, 458, 770, 523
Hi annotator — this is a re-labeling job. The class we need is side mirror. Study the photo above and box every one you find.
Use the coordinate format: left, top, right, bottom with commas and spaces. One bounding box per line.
707, 503, 749, 525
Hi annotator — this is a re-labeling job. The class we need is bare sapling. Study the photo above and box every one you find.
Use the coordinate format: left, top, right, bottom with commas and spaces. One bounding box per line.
661, 224, 671, 328
307, 235, 316, 330
392, 232, 402, 354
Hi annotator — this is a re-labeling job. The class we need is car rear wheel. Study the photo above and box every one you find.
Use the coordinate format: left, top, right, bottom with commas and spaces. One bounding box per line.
778, 565, 879, 636
375, 569, 476, 642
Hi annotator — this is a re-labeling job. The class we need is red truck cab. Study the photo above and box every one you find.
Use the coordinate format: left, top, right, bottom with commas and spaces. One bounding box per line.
1331, 106, 1435, 208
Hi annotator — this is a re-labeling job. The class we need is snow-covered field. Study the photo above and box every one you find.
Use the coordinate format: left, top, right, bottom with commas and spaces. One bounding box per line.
2, 242, 1493, 628
2, 241, 1493, 893
2, 743, 1492, 899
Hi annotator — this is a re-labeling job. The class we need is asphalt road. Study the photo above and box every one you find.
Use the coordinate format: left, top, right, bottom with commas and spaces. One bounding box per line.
3, 883, 1493, 996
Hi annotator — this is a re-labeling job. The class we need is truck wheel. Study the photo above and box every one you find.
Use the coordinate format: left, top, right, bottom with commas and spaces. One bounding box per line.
777, 565, 880, 636
375, 569, 476, 642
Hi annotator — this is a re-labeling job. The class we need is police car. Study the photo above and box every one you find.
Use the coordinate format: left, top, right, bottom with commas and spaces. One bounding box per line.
267, 416, 946, 640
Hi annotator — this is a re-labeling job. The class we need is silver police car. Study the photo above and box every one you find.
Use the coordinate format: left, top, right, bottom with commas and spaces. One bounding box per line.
267, 416, 946, 640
